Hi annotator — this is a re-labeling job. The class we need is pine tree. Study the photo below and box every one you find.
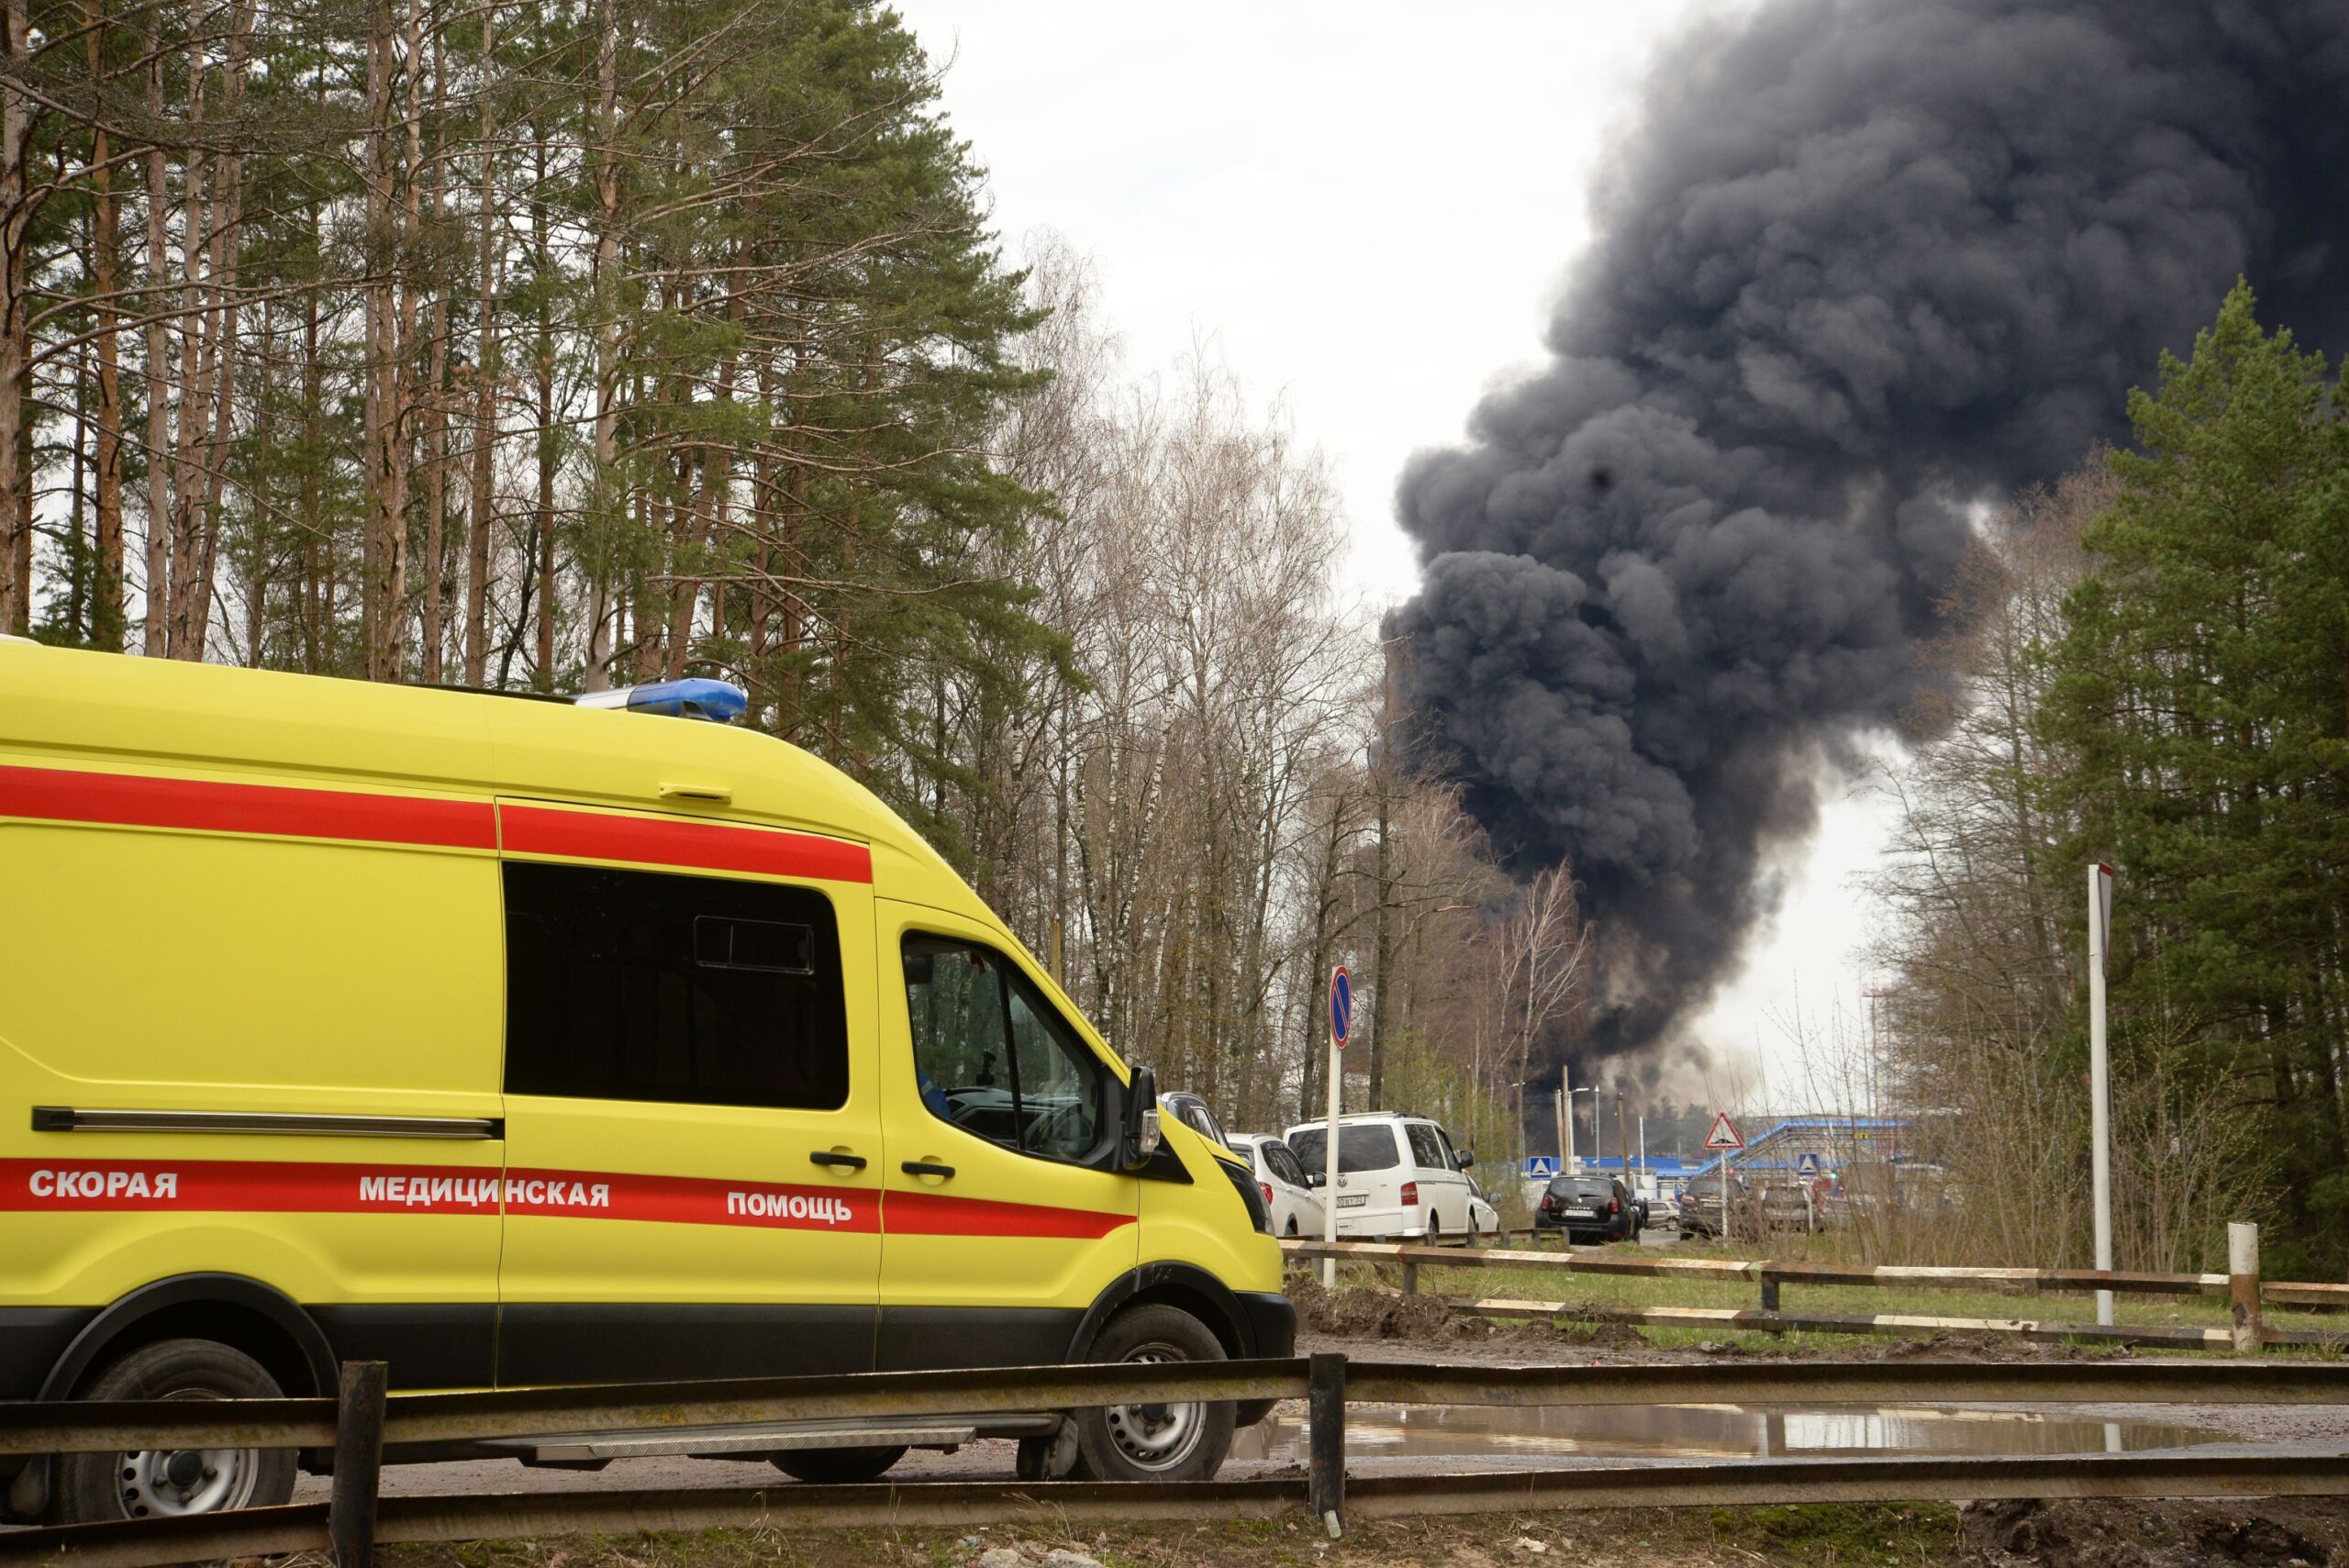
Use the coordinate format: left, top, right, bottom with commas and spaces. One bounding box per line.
2041, 280, 2349, 1271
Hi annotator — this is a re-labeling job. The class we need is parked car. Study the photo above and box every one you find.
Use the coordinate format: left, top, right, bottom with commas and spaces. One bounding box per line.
1285, 1112, 1478, 1244
1533, 1173, 1637, 1243
1753, 1179, 1821, 1235
1677, 1173, 1756, 1239
1643, 1190, 1681, 1229
1464, 1175, 1500, 1241
1160, 1090, 1232, 1151
1230, 1132, 1326, 1239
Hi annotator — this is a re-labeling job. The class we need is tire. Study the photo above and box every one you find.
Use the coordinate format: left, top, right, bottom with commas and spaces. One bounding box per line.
54, 1339, 298, 1524
769, 1444, 907, 1484
1285, 1216, 1298, 1238
1424, 1213, 1442, 1248
1068, 1305, 1233, 1483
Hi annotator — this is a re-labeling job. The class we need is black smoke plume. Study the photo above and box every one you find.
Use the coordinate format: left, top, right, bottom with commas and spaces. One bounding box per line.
1396, 0, 2349, 1067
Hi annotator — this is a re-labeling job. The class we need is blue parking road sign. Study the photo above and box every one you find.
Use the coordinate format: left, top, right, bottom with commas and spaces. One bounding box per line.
1330, 966, 1353, 1049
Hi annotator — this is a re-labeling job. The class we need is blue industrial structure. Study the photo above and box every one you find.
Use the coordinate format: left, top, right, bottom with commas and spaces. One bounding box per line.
1684, 1116, 1910, 1179
1524, 1117, 1911, 1184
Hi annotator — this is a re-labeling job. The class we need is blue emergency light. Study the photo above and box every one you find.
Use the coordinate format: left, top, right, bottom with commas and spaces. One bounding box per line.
573, 678, 748, 723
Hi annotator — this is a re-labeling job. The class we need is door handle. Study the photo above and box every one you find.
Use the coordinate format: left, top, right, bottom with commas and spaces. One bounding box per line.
809, 1151, 866, 1172
901, 1160, 956, 1179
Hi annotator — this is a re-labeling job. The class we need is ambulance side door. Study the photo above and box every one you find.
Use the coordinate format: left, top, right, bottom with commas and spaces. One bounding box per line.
874, 902, 1137, 1370
492, 801, 885, 1383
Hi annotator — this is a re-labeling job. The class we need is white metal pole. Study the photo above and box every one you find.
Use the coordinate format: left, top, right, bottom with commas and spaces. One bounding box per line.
1322, 1037, 1341, 1289
1639, 1114, 1646, 1192
2089, 862, 2115, 1326
1563, 1068, 1576, 1174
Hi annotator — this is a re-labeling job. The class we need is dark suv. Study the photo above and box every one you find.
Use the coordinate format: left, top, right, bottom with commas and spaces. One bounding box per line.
1676, 1173, 1755, 1239
1535, 1173, 1636, 1243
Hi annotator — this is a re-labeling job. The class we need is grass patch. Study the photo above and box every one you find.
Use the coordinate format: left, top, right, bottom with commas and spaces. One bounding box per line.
1711, 1503, 1962, 1567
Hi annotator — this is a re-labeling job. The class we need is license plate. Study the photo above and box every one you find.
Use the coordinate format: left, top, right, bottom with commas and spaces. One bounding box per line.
1586, 1206, 1609, 1217
1336, 1194, 1367, 1208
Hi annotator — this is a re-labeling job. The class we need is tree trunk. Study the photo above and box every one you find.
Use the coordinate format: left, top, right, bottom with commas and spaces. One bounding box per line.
180, 0, 253, 662
362, 0, 406, 679
462, 0, 497, 685
0, 0, 30, 633
298, 291, 324, 669
139, 17, 171, 655
581, 0, 622, 690
245, 295, 275, 663
418, 24, 451, 684
161, 28, 212, 659
529, 134, 554, 685
86, 6, 126, 647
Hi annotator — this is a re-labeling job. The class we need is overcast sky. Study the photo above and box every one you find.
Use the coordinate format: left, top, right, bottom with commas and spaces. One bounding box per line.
892, 0, 1894, 1106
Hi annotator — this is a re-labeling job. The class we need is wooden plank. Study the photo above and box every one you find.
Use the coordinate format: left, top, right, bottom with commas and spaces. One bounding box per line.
1454, 1296, 2241, 1349
1284, 1239, 2261, 1299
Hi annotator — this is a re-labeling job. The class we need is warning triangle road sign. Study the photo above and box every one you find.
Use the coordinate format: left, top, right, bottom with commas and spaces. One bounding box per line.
1702, 1111, 1745, 1151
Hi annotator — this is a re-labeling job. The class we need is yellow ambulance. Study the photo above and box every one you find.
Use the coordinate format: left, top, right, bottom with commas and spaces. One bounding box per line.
0, 640, 1289, 1523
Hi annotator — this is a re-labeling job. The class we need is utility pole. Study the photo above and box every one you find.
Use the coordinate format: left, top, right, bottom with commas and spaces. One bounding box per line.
2088, 863, 2116, 1326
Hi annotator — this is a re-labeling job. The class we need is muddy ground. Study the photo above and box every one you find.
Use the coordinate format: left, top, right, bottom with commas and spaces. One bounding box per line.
1290, 1279, 2349, 1445
377, 1496, 2349, 1568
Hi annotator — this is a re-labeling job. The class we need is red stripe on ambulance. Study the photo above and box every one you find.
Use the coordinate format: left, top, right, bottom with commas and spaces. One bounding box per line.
883, 1188, 1133, 1240
499, 804, 872, 884
2, 1160, 1125, 1240
0, 764, 495, 850
506, 1166, 878, 1233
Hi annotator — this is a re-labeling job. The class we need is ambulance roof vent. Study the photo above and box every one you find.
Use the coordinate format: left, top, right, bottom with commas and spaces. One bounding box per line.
573, 678, 747, 724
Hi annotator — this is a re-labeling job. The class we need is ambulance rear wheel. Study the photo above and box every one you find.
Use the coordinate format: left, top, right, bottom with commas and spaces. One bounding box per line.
1069, 1305, 1232, 1483
768, 1444, 907, 1484
55, 1339, 297, 1524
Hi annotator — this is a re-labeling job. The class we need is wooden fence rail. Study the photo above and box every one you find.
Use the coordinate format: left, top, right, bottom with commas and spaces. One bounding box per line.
1286, 1224, 2349, 1351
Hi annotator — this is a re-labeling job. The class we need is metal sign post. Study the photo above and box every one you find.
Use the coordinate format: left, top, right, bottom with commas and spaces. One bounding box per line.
1323, 966, 1351, 1288
2089, 862, 2116, 1326
1703, 1112, 1745, 1242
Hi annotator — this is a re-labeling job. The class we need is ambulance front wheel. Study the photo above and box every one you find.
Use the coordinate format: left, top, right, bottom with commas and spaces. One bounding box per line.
54, 1339, 298, 1524
1069, 1304, 1233, 1483
769, 1444, 907, 1484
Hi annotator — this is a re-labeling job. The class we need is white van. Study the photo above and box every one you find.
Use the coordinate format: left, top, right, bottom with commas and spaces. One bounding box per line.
1284, 1113, 1482, 1243
1228, 1133, 1325, 1240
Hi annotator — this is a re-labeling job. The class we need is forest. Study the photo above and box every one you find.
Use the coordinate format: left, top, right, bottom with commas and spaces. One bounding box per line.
0, 0, 1582, 1173
5, 4, 2343, 1272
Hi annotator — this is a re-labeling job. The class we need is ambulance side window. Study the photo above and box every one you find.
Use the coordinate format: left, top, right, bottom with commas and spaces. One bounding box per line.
504, 862, 848, 1111
903, 934, 1103, 1162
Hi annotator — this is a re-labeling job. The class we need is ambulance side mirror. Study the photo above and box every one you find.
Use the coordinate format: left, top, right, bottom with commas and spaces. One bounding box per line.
1122, 1066, 1162, 1171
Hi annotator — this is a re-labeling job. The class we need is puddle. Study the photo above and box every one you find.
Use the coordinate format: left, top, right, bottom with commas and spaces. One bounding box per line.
1232, 1402, 2230, 1464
